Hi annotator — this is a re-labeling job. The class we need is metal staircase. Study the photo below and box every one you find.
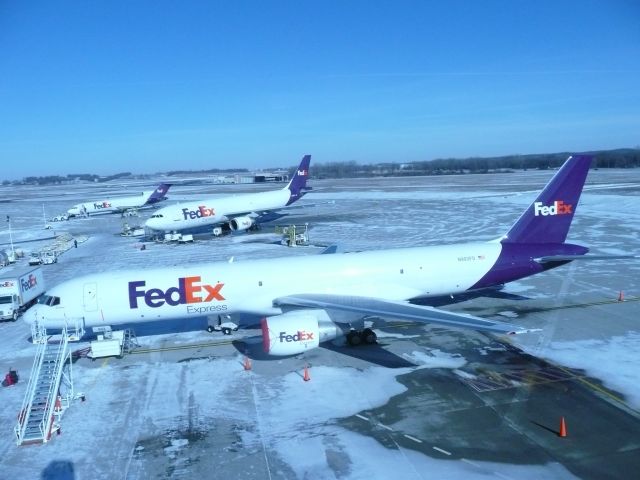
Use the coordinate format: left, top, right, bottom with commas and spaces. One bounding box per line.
123, 328, 140, 354
15, 321, 82, 446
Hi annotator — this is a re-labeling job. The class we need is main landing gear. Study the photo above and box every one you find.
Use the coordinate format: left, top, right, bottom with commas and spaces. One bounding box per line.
346, 328, 377, 347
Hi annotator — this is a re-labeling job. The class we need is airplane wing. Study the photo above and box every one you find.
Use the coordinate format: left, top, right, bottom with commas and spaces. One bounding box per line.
273, 294, 536, 335
225, 205, 312, 219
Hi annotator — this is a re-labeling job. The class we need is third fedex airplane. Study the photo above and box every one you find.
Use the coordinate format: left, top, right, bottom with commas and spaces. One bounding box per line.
144, 155, 311, 234
26, 155, 616, 356
67, 183, 171, 217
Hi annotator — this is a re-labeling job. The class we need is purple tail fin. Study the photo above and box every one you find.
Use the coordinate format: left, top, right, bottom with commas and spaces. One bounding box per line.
502, 155, 592, 244
145, 183, 171, 205
285, 155, 311, 205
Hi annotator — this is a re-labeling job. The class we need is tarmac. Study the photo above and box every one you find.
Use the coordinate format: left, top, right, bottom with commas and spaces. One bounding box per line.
0, 168, 639, 479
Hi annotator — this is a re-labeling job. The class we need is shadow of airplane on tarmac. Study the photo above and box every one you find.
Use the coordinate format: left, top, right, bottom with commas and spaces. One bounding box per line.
231, 335, 416, 368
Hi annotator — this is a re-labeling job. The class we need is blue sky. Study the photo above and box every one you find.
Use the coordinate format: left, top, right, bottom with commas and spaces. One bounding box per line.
1, 1, 639, 180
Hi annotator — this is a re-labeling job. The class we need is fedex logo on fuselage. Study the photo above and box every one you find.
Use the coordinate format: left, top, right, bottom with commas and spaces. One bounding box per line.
93, 201, 112, 209
182, 205, 215, 220
20, 274, 38, 292
278, 330, 314, 343
128, 276, 225, 309
533, 200, 572, 217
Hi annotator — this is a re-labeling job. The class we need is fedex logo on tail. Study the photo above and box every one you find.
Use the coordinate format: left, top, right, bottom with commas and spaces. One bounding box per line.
533, 200, 572, 217
128, 276, 225, 309
182, 206, 215, 220
297, 169, 308, 176
278, 330, 314, 343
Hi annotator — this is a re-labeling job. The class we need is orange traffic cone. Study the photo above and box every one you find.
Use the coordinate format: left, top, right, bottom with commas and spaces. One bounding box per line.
303, 364, 311, 382
558, 416, 568, 438
243, 356, 252, 371
618, 291, 624, 302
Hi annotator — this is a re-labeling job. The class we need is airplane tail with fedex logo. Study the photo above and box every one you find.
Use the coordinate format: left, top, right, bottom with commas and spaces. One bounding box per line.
501, 155, 592, 244
285, 155, 312, 206
145, 183, 172, 205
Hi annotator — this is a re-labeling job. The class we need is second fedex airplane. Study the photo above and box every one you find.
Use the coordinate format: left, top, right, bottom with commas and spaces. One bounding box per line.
145, 155, 311, 234
25, 155, 614, 356
67, 183, 171, 217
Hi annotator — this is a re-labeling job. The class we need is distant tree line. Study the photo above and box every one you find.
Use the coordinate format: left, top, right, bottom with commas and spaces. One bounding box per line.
5, 172, 133, 186
3, 148, 638, 185
165, 168, 249, 175
309, 148, 640, 178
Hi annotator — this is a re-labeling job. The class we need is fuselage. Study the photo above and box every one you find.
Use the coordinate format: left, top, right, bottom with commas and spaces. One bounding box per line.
23, 241, 586, 331
146, 189, 291, 231
68, 192, 154, 216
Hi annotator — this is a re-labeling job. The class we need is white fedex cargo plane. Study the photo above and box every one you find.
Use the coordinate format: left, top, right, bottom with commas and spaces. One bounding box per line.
26, 155, 617, 356
144, 155, 311, 233
67, 183, 171, 217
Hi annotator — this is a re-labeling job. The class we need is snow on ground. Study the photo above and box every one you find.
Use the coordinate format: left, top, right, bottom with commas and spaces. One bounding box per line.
535, 331, 640, 409
269, 427, 578, 480
402, 349, 467, 370
374, 331, 421, 340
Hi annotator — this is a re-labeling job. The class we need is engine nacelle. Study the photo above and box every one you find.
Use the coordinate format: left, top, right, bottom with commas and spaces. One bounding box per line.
261, 309, 344, 356
229, 216, 254, 231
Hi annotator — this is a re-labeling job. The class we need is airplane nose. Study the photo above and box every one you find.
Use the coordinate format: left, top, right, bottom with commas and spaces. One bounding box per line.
21, 306, 38, 325
145, 218, 160, 231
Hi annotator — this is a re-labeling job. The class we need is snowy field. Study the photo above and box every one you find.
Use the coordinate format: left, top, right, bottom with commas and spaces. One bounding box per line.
0, 167, 639, 479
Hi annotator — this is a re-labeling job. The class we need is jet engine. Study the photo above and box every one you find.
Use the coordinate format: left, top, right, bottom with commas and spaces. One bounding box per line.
261, 309, 345, 356
229, 216, 255, 231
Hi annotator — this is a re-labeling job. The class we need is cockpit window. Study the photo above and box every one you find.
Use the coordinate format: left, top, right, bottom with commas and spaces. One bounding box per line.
151, 214, 164, 218
38, 295, 61, 306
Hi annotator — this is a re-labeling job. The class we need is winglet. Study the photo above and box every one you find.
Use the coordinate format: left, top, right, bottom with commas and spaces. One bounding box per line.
285, 155, 311, 206
508, 328, 543, 335
320, 244, 340, 255
145, 183, 172, 205
502, 155, 592, 244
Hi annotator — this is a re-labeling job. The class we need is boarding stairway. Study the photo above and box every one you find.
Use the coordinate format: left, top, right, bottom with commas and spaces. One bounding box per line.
123, 328, 140, 354
14, 320, 84, 446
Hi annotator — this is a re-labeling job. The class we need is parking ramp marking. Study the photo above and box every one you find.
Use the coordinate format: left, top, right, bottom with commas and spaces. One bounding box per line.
403, 434, 422, 444
432, 446, 451, 455
378, 423, 394, 431
461, 458, 481, 468
355, 414, 369, 421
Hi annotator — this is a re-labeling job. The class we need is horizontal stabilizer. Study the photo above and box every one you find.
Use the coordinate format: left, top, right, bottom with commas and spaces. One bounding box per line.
274, 294, 536, 335
320, 245, 340, 255
535, 254, 637, 263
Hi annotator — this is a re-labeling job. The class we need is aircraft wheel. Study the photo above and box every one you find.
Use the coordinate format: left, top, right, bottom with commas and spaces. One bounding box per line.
206, 325, 215, 333
362, 328, 377, 345
347, 330, 362, 346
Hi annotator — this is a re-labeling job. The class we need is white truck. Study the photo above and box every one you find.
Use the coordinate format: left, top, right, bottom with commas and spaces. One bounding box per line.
0, 267, 46, 321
